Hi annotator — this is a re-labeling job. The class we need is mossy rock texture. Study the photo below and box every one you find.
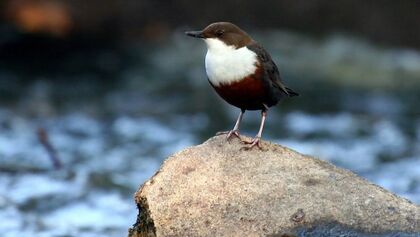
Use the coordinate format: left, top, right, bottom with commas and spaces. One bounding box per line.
129, 135, 420, 237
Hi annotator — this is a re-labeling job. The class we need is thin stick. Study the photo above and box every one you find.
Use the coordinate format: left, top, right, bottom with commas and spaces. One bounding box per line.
37, 127, 62, 170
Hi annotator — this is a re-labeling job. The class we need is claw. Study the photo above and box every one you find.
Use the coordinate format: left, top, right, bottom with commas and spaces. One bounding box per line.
216, 110, 245, 142
242, 136, 263, 150
227, 130, 241, 140
240, 109, 267, 151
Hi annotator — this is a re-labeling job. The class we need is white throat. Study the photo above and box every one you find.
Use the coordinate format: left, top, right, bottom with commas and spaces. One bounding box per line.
204, 38, 258, 86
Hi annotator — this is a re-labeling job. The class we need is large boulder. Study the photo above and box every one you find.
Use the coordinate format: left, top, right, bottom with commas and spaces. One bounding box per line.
128, 135, 420, 237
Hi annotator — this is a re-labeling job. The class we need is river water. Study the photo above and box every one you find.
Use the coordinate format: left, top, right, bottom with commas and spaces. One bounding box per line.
0, 31, 419, 236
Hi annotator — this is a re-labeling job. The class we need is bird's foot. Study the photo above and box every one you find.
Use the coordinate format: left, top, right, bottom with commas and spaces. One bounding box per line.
216, 130, 242, 141
241, 136, 264, 150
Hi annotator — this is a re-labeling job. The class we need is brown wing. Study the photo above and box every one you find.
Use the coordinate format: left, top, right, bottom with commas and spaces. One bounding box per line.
246, 42, 298, 97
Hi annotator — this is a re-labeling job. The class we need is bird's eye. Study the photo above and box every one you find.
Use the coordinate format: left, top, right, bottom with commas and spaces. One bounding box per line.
216, 30, 224, 36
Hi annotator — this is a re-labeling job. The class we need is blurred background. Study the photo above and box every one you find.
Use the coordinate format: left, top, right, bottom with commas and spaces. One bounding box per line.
0, 0, 419, 236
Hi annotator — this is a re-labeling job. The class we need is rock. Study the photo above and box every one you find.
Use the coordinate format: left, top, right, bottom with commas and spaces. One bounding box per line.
128, 135, 420, 237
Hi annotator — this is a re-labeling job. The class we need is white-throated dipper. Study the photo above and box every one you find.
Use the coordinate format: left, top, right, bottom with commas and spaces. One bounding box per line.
186, 22, 298, 149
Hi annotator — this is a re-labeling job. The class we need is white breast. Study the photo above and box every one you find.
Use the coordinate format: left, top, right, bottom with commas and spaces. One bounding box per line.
204, 38, 258, 87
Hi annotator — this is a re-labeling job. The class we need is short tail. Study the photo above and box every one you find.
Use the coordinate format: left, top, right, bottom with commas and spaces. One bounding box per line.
286, 87, 299, 97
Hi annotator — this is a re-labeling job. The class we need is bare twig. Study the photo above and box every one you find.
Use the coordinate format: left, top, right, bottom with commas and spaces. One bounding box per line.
37, 127, 62, 169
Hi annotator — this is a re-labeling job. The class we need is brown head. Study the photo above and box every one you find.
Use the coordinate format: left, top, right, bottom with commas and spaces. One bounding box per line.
185, 22, 253, 48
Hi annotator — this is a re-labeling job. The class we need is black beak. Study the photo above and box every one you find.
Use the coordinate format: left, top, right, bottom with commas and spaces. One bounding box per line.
185, 30, 204, 38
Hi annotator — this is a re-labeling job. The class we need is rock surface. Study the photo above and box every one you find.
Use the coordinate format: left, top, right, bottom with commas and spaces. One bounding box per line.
128, 135, 420, 237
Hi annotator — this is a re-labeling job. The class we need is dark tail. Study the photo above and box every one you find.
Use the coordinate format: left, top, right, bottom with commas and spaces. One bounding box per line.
286, 87, 299, 97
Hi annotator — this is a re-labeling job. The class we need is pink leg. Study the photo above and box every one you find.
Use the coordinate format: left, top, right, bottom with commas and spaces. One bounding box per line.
216, 109, 245, 141
243, 109, 267, 150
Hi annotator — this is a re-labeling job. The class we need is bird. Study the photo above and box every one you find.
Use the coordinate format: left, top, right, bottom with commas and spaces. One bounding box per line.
185, 22, 298, 149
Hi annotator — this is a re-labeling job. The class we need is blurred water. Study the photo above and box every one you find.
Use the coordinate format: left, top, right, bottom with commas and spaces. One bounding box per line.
0, 31, 419, 236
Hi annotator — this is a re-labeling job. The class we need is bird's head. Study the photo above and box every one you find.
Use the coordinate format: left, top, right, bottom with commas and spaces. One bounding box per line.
185, 22, 253, 49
